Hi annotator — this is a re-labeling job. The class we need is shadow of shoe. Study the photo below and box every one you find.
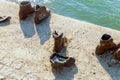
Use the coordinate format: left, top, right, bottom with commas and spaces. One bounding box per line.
96, 52, 120, 80
19, 14, 35, 38
35, 16, 51, 45
59, 48, 68, 57
52, 64, 78, 80
0, 21, 11, 27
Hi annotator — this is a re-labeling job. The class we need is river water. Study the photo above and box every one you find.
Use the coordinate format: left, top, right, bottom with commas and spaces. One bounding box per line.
8, 0, 120, 30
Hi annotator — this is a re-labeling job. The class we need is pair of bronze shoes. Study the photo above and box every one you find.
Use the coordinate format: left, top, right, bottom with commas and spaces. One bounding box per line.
96, 34, 120, 61
19, 1, 50, 24
50, 31, 75, 69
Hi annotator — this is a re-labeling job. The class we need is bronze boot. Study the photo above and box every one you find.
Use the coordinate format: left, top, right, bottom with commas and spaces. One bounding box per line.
19, 1, 35, 20
50, 53, 65, 69
50, 53, 75, 69
95, 34, 117, 55
115, 49, 120, 61
0, 16, 11, 23
64, 57, 75, 67
34, 5, 50, 24
52, 31, 68, 53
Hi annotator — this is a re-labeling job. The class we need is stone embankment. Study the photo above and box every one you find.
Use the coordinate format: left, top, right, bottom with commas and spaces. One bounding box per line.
0, 0, 120, 80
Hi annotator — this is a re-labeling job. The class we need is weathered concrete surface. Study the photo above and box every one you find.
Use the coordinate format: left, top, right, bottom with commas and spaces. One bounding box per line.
0, 0, 120, 80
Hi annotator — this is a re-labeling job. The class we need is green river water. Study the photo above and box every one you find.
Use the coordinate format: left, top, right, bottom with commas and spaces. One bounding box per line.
8, 0, 120, 30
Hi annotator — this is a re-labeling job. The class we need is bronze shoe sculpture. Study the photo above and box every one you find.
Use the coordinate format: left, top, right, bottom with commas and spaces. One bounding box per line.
0, 16, 11, 23
52, 31, 68, 53
95, 34, 117, 55
19, 1, 35, 20
115, 43, 120, 61
114, 48, 120, 61
34, 5, 50, 24
50, 53, 75, 69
